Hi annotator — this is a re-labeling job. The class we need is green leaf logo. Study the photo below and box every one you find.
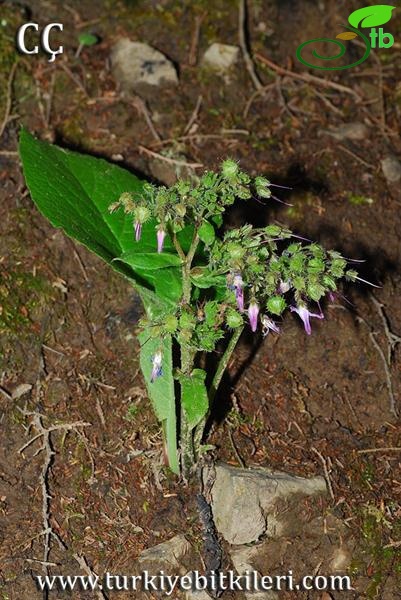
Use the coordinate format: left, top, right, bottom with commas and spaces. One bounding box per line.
348, 5, 396, 29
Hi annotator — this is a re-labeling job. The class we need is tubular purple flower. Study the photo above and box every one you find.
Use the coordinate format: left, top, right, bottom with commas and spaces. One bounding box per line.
261, 315, 280, 337
134, 221, 142, 242
248, 301, 259, 332
150, 350, 163, 382
157, 227, 166, 253
233, 273, 244, 312
290, 303, 324, 335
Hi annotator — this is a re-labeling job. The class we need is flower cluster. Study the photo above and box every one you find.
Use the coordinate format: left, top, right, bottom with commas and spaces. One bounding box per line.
110, 160, 359, 380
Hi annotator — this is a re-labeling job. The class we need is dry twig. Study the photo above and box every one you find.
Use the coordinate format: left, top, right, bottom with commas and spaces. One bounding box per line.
73, 553, 107, 600
183, 94, 203, 135
312, 447, 335, 501
0, 61, 18, 139
238, 0, 263, 91
138, 145, 203, 168
132, 95, 161, 142
188, 13, 205, 66
356, 316, 398, 417
255, 53, 361, 100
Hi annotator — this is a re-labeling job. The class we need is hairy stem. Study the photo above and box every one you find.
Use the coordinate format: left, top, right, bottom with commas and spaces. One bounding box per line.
193, 326, 244, 456
180, 343, 196, 478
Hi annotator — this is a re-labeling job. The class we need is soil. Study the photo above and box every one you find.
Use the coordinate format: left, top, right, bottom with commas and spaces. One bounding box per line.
1, 0, 401, 599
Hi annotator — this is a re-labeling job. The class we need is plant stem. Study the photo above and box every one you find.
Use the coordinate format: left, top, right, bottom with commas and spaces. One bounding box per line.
193, 326, 244, 456
209, 326, 243, 403
180, 343, 196, 478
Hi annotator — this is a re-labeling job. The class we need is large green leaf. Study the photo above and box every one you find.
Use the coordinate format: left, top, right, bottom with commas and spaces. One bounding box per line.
348, 5, 395, 29
180, 368, 209, 429
18, 129, 183, 309
139, 332, 179, 474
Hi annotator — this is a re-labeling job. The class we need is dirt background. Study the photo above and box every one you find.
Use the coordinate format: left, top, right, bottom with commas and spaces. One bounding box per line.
0, 0, 400, 598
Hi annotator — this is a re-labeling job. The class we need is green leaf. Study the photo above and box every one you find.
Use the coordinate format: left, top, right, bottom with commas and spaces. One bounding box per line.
117, 252, 182, 270
198, 221, 215, 245
190, 267, 225, 289
139, 333, 179, 474
18, 129, 183, 311
348, 5, 395, 29
180, 368, 209, 429
78, 32, 99, 46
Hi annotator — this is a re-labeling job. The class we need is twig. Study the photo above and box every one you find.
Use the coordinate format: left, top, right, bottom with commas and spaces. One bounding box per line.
73, 554, 107, 600
255, 53, 361, 100
243, 83, 275, 118
356, 316, 398, 417
18, 420, 91, 454
228, 428, 246, 468
312, 447, 335, 501
238, 0, 263, 90
337, 144, 375, 170
59, 63, 88, 97
188, 13, 205, 66
312, 88, 344, 117
149, 130, 249, 149
132, 95, 161, 142
357, 447, 401, 454
138, 145, 203, 168
183, 94, 203, 135
370, 293, 401, 364
0, 385, 12, 400
0, 61, 18, 138
0, 150, 18, 156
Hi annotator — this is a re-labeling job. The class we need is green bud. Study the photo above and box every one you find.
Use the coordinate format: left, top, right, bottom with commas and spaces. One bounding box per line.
293, 276, 306, 291
266, 295, 286, 315
308, 258, 325, 273
149, 325, 163, 338
307, 283, 326, 301
226, 309, 243, 329
236, 185, 252, 199
222, 159, 239, 179
265, 225, 282, 237
257, 186, 272, 199
164, 315, 178, 333
179, 311, 196, 330
254, 176, 270, 188
323, 275, 337, 290
289, 253, 305, 273
198, 221, 216, 245
134, 205, 151, 223
226, 243, 245, 260
175, 203, 187, 217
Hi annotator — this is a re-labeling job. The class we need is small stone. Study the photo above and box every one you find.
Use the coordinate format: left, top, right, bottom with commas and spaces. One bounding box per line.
324, 122, 368, 141
205, 463, 327, 545
230, 545, 278, 600
202, 43, 240, 73
185, 587, 213, 600
138, 534, 192, 575
11, 383, 32, 400
110, 39, 178, 91
381, 156, 401, 183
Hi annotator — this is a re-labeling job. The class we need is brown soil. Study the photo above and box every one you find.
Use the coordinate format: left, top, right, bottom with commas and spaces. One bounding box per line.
1, 1, 400, 599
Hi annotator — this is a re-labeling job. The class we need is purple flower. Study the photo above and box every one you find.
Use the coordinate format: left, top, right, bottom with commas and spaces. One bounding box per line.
233, 274, 244, 312
248, 301, 259, 332
290, 303, 324, 335
150, 350, 163, 382
261, 315, 280, 337
157, 228, 166, 253
134, 221, 142, 242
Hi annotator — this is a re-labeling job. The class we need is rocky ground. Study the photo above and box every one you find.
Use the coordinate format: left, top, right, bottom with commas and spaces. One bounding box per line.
0, 1, 401, 599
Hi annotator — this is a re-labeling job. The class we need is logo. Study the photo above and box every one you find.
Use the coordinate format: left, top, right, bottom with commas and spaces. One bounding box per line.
296, 4, 395, 70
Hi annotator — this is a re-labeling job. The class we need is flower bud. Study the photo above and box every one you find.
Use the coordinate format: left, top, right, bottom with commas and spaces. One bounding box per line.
226, 309, 243, 329
157, 227, 166, 253
222, 159, 239, 179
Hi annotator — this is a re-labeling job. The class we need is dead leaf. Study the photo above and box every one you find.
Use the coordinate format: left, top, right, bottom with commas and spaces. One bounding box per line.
336, 32, 358, 40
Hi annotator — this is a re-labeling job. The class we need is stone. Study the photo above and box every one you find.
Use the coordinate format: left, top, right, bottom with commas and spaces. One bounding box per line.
205, 463, 327, 545
324, 122, 368, 141
381, 156, 401, 183
138, 534, 192, 575
201, 43, 240, 73
110, 39, 178, 91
